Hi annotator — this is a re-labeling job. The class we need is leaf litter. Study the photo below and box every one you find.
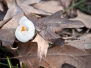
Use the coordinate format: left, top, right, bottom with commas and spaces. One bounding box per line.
0, 0, 91, 68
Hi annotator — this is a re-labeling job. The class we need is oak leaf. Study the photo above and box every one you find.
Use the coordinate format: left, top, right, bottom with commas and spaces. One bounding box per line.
39, 45, 91, 68
34, 10, 84, 46
16, 34, 49, 67
16, 44, 91, 68
65, 34, 91, 50
70, 10, 91, 28
33, 1, 63, 13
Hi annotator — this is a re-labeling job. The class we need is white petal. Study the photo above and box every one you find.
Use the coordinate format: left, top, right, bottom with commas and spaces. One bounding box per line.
19, 16, 28, 25
15, 16, 35, 42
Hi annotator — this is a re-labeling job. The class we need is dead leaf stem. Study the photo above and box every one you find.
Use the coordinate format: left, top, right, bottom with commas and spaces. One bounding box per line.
42, 58, 52, 68
27, 60, 33, 68
47, 54, 91, 56
71, 55, 85, 68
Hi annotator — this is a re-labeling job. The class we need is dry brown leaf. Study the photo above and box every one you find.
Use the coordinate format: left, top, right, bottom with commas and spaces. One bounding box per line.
39, 46, 91, 68
16, 44, 91, 68
18, 34, 49, 59
0, 1, 7, 20
16, 0, 51, 16
0, 18, 11, 28
1, 0, 50, 61
69, 10, 91, 28
65, 34, 91, 50
4, 0, 51, 20
0, 13, 24, 47
16, 34, 49, 67
35, 10, 84, 46
1, 0, 91, 68
0, 29, 15, 47
1, 3, 49, 61
0, 11, 6, 20
4, 0, 22, 20
0, 2, 4, 11
33, 1, 63, 13
16, 41, 39, 68
32, 34, 49, 60
16, 0, 40, 5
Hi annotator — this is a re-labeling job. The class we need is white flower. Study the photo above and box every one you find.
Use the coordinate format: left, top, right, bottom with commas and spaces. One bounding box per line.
15, 16, 35, 42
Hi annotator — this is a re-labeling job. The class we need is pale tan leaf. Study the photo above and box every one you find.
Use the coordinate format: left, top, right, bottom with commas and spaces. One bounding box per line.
33, 1, 63, 13
32, 34, 49, 60
39, 46, 91, 68
0, 1, 7, 20
0, 13, 24, 47
16, 0, 51, 16
65, 34, 91, 50
17, 0, 40, 5
16, 34, 49, 67
35, 10, 84, 46
15, 42, 91, 68
0, 2, 4, 11
17, 42, 39, 68
69, 10, 91, 28
4, 0, 22, 20
4, 0, 51, 21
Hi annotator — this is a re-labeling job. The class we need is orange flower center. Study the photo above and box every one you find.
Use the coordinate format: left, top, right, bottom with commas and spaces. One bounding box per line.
21, 26, 26, 31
